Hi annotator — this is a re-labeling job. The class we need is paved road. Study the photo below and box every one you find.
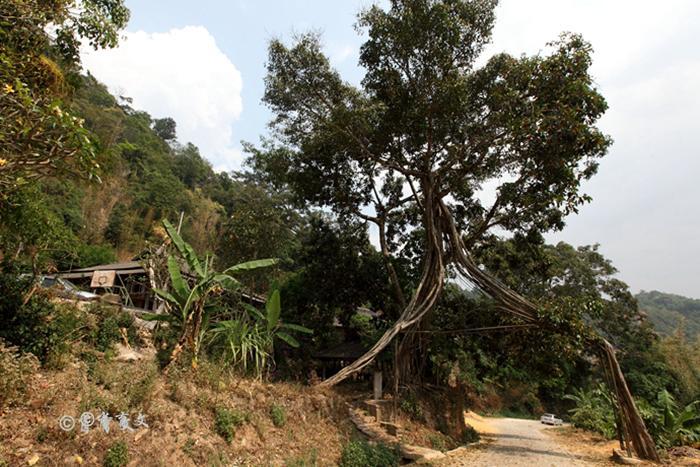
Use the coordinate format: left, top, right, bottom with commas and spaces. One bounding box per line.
441, 417, 602, 466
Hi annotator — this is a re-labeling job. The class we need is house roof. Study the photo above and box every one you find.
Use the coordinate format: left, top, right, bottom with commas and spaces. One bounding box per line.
54, 261, 145, 279
52, 260, 267, 305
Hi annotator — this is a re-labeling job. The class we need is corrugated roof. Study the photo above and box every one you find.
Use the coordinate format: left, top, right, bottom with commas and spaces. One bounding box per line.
62, 261, 144, 273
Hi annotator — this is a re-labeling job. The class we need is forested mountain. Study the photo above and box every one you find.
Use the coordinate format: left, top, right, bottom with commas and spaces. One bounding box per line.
637, 290, 700, 339
1, 72, 302, 285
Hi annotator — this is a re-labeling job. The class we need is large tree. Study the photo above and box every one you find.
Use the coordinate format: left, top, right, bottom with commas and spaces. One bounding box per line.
260, 0, 659, 460
0, 0, 129, 194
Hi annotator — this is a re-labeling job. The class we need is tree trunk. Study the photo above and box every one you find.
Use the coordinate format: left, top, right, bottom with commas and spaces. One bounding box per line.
318, 198, 660, 462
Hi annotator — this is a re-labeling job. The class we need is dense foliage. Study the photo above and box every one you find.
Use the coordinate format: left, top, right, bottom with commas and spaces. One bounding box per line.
0, 0, 129, 193
637, 290, 700, 339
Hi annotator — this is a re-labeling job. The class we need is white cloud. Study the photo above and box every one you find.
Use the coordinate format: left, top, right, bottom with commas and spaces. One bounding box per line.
481, 0, 700, 297
81, 26, 244, 171
330, 44, 356, 65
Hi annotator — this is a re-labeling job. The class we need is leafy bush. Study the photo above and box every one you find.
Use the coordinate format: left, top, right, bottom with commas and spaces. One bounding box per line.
0, 268, 80, 365
461, 425, 480, 444
87, 304, 136, 352
270, 403, 286, 427
428, 433, 448, 451
76, 243, 117, 268
145, 218, 280, 369
651, 390, 700, 448
399, 392, 424, 422
564, 385, 616, 439
103, 441, 129, 467
208, 289, 312, 378
214, 407, 248, 443
0, 339, 39, 407
339, 440, 399, 467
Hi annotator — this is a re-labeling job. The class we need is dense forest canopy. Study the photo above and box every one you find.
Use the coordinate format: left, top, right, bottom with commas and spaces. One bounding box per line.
637, 291, 700, 339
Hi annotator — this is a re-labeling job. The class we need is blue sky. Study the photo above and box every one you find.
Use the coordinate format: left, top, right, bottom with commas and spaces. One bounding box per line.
82, 1, 700, 298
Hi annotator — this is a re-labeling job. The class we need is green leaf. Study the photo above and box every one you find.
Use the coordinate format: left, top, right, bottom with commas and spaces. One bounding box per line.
265, 289, 281, 331
163, 219, 204, 277
280, 323, 313, 334
243, 303, 266, 322
153, 287, 179, 304
275, 331, 300, 348
141, 312, 173, 322
223, 258, 279, 274
212, 274, 240, 290
167, 255, 189, 300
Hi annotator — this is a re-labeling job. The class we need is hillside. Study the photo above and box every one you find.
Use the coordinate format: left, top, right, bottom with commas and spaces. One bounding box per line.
637, 290, 700, 339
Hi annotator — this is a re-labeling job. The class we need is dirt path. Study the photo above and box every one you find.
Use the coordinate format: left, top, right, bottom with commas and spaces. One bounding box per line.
440, 415, 605, 466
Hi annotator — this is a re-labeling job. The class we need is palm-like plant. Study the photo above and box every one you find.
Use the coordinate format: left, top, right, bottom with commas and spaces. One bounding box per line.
209, 288, 312, 378
145, 219, 277, 370
655, 390, 700, 447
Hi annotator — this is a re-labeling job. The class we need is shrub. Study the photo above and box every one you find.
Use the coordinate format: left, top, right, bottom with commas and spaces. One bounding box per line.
0, 339, 40, 408
461, 425, 480, 444
339, 440, 399, 467
399, 392, 424, 422
103, 441, 128, 467
0, 269, 80, 365
270, 403, 286, 427
76, 244, 116, 268
214, 407, 248, 443
86, 304, 137, 352
428, 433, 448, 451
564, 385, 616, 439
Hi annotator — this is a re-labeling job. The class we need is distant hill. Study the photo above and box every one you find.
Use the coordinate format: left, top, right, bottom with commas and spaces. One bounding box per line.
636, 290, 700, 339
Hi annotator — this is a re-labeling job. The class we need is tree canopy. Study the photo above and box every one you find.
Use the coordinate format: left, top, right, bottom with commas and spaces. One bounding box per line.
0, 0, 129, 194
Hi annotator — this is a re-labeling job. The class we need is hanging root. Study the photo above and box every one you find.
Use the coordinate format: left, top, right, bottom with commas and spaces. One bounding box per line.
598, 339, 660, 462
318, 197, 446, 387
441, 200, 659, 462
319, 198, 660, 462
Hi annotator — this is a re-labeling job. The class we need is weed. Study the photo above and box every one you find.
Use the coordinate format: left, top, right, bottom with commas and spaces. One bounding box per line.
0, 339, 39, 407
126, 368, 157, 408
206, 449, 230, 466
103, 441, 128, 467
285, 447, 319, 466
339, 439, 399, 467
270, 403, 287, 427
461, 425, 479, 444
182, 437, 196, 458
35, 426, 49, 443
214, 406, 248, 443
428, 432, 447, 451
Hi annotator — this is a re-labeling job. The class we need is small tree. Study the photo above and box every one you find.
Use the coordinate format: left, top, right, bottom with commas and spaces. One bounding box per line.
146, 219, 277, 369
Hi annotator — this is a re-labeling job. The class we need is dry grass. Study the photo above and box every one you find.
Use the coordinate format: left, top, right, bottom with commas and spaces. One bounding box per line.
0, 354, 355, 466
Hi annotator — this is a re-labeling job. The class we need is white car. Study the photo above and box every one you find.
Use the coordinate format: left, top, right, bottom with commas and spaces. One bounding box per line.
540, 413, 563, 425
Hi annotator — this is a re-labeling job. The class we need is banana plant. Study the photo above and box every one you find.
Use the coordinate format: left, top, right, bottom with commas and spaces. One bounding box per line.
209, 288, 312, 378
655, 389, 700, 447
145, 218, 277, 370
